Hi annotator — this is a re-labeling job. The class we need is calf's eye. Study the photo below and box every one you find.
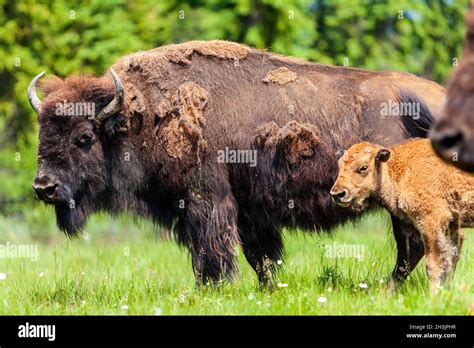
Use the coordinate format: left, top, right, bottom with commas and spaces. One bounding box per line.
358, 165, 368, 173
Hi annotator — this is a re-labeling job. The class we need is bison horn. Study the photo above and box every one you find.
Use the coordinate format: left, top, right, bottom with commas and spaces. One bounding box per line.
96, 68, 125, 121
27, 71, 46, 113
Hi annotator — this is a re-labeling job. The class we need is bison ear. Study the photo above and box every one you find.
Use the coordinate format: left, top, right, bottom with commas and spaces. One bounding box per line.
375, 149, 391, 162
335, 149, 346, 160
103, 114, 128, 139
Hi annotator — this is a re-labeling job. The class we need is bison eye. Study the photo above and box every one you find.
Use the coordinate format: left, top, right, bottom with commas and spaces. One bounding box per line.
358, 165, 368, 173
76, 133, 93, 148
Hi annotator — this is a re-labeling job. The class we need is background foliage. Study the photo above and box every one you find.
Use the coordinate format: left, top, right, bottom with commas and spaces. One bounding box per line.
0, 0, 468, 210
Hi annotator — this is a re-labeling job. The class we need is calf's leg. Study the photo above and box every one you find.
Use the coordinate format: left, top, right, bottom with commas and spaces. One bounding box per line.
443, 226, 465, 283
419, 217, 457, 293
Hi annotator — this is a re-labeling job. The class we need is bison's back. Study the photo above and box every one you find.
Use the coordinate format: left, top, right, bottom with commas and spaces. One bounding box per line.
115, 40, 443, 152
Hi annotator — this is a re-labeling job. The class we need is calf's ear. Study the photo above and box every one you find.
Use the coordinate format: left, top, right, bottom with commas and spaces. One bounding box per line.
375, 149, 391, 162
335, 149, 346, 160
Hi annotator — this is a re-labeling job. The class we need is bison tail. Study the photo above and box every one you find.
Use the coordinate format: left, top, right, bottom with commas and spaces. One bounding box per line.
398, 92, 435, 138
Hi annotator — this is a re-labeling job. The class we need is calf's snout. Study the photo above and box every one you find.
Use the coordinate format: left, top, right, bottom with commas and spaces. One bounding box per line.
329, 187, 349, 203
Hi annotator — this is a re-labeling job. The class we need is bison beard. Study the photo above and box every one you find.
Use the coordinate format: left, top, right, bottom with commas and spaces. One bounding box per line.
29, 40, 446, 288
54, 188, 101, 236
55, 202, 88, 235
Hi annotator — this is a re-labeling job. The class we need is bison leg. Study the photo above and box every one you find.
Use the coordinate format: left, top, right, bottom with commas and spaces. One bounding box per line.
240, 223, 283, 290
180, 182, 240, 286
388, 215, 424, 290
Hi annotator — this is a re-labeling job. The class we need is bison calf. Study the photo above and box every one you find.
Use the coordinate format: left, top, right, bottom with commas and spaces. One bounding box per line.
330, 138, 473, 292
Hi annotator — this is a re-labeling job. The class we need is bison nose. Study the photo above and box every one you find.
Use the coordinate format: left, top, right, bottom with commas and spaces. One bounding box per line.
431, 126, 464, 154
33, 175, 59, 202
430, 122, 474, 171
330, 189, 348, 202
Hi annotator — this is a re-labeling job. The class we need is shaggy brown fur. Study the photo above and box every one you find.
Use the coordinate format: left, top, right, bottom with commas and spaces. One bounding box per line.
158, 81, 209, 161
263, 67, 298, 85
331, 138, 474, 292
255, 121, 321, 165
33, 40, 446, 287
431, 2, 474, 172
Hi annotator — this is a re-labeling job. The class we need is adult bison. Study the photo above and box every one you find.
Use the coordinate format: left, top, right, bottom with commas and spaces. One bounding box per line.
29, 40, 445, 288
431, 4, 474, 172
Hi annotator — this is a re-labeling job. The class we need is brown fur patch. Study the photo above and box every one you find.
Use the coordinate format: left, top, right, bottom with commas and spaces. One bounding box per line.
263, 67, 298, 85
189, 40, 250, 60
116, 40, 250, 81
160, 82, 209, 161
157, 91, 176, 119
254, 121, 280, 148
161, 117, 193, 159
38, 75, 115, 117
255, 120, 320, 165
113, 41, 250, 110
151, 40, 250, 65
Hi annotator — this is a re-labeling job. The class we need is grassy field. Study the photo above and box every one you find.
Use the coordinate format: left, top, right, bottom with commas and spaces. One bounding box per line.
0, 206, 473, 315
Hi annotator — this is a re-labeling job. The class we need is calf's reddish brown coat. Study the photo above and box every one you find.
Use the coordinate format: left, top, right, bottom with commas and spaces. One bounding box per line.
331, 139, 474, 291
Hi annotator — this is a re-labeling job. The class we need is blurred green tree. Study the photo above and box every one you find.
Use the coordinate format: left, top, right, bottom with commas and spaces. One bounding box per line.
0, 0, 468, 213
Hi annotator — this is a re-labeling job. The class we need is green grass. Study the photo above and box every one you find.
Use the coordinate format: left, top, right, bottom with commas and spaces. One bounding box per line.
0, 207, 473, 315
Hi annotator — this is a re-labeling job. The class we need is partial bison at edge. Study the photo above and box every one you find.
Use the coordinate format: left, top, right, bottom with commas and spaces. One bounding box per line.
28, 40, 445, 288
431, 4, 474, 172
